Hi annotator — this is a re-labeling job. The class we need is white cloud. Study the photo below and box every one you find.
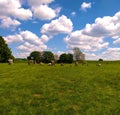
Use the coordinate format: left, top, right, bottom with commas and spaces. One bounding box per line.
64, 11, 120, 60
85, 53, 98, 60
4, 34, 23, 44
81, 11, 120, 50
83, 18, 116, 37
82, 12, 120, 38
0, 0, 32, 20
41, 15, 73, 36
5, 30, 49, 45
28, 0, 61, 20
82, 48, 120, 60
17, 42, 33, 51
32, 5, 60, 20
17, 41, 47, 52
20, 30, 44, 45
0, 0, 32, 31
113, 37, 120, 44
99, 48, 120, 60
41, 35, 50, 43
14, 52, 30, 58
64, 30, 109, 52
28, 0, 54, 6
81, 2, 91, 11
0, 17, 21, 28
12, 8, 32, 20
5, 30, 48, 58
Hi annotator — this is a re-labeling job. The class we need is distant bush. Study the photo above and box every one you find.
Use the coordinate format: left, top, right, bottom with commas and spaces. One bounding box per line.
99, 59, 103, 61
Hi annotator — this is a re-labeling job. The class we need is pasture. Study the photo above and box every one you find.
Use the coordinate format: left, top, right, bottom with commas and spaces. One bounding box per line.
0, 62, 120, 115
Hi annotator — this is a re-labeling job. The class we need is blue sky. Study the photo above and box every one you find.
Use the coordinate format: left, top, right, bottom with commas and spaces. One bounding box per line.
0, 0, 120, 60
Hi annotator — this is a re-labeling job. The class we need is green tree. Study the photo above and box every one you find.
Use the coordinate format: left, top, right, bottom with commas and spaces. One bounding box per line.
42, 51, 54, 63
59, 53, 66, 63
28, 51, 54, 63
28, 51, 41, 63
59, 53, 73, 63
66, 53, 73, 63
0, 36, 14, 63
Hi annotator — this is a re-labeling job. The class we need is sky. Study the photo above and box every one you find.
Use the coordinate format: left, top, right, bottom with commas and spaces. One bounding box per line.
0, 0, 120, 60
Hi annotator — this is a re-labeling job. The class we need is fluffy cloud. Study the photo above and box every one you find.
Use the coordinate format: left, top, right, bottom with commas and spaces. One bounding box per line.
41, 15, 73, 36
28, 0, 54, 6
12, 8, 32, 20
99, 48, 120, 60
81, 11, 120, 49
4, 34, 23, 44
32, 5, 61, 20
17, 41, 47, 52
82, 11, 120, 38
5, 30, 49, 57
5, 30, 48, 46
64, 30, 109, 52
0, 0, 32, 30
85, 53, 98, 60
0, 17, 21, 28
20, 30, 44, 45
14, 52, 30, 58
28, 0, 61, 20
81, 2, 91, 11
65, 11, 120, 60
80, 48, 120, 60
41, 35, 50, 43
113, 37, 120, 44
0, 0, 32, 20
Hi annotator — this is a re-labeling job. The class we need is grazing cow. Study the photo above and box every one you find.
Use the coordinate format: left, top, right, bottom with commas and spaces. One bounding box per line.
96, 63, 101, 66
40, 62, 44, 66
60, 63, 64, 66
75, 61, 78, 66
48, 60, 55, 66
51, 60, 55, 66
48, 63, 52, 66
8, 59, 13, 65
28, 59, 35, 65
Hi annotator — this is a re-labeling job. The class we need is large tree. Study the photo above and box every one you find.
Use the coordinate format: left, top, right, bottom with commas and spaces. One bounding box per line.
59, 53, 66, 63
28, 51, 42, 63
66, 53, 73, 63
41, 51, 54, 63
0, 36, 14, 63
28, 51, 54, 63
59, 53, 73, 63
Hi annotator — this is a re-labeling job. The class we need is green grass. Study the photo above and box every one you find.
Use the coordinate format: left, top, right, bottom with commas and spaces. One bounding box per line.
0, 62, 120, 115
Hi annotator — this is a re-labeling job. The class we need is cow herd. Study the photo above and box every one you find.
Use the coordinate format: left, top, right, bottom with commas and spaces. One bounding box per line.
7, 58, 102, 67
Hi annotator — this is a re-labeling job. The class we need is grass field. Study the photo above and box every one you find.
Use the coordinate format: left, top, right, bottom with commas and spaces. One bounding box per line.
0, 62, 120, 115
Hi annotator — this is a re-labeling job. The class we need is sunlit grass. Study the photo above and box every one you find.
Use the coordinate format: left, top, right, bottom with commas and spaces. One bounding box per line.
0, 62, 120, 114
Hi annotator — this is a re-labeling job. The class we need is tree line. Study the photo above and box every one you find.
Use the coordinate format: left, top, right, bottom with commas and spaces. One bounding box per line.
0, 36, 85, 63
27, 51, 73, 64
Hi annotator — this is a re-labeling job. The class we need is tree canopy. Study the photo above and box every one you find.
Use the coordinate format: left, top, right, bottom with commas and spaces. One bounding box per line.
28, 51, 54, 63
41, 51, 54, 63
27, 51, 41, 63
0, 36, 14, 63
59, 53, 73, 63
